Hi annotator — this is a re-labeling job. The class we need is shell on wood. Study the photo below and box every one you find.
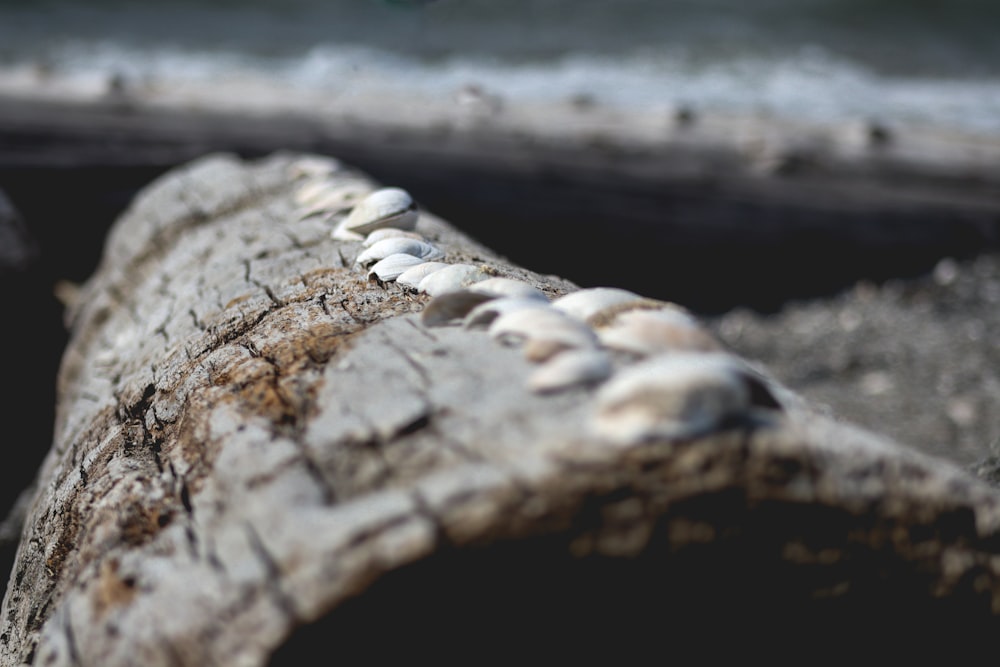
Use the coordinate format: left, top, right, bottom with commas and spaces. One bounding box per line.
295, 178, 372, 210
355, 237, 444, 267
590, 352, 755, 445
294, 178, 335, 206
396, 262, 450, 290
332, 186, 419, 240
468, 277, 549, 302
366, 253, 427, 282
418, 264, 490, 296
583, 297, 687, 328
551, 287, 641, 322
362, 228, 427, 248
463, 296, 552, 330
596, 308, 722, 357
528, 348, 613, 394
488, 306, 600, 361
421, 290, 498, 327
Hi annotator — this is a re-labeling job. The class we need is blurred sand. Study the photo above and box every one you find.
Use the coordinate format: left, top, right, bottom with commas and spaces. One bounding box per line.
710, 252, 1000, 479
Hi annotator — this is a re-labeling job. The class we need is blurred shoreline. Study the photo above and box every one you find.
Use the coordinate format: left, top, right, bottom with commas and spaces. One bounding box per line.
4, 0, 1000, 134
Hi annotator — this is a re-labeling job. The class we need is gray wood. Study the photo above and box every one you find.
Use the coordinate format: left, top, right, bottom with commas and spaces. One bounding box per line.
3, 152, 1000, 665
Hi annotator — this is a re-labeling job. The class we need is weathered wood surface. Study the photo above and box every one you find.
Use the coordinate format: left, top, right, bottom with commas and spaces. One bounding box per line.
4, 152, 1000, 665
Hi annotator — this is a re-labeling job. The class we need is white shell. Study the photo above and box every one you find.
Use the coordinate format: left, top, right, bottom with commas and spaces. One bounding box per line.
463, 296, 552, 330
331, 222, 366, 242
298, 182, 373, 219
337, 187, 418, 237
551, 287, 641, 321
362, 228, 426, 247
468, 277, 548, 302
418, 264, 489, 296
421, 290, 498, 327
292, 178, 332, 205
355, 237, 444, 267
367, 253, 426, 282
295, 178, 370, 207
488, 307, 600, 361
396, 262, 450, 290
591, 353, 752, 445
294, 178, 336, 206
597, 308, 721, 356
528, 348, 613, 394
583, 297, 684, 328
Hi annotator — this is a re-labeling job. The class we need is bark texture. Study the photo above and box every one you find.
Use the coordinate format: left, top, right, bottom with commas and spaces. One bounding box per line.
3, 152, 1000, 665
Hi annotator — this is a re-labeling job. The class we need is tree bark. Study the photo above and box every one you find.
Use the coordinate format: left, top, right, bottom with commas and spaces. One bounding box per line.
3, 152, 1000, 665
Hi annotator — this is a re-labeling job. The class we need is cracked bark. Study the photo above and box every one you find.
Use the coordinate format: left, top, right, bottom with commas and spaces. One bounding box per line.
3, 151, 1000, 666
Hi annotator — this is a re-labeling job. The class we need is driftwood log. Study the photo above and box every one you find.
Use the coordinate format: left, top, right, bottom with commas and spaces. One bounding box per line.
3, 152, 1000, 665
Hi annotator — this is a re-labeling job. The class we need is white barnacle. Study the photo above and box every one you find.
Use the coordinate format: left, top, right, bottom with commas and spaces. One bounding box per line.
367, 253, 426, 282
417, 264, 490, 296
488, 306, 600, 362
396, 262, 450, 290
355, 237, 444, 267
551, 287, 641, 322
528, 348, 613, 394
463, 296, 552, 330
332, 187, 419, 241
596, 308, 722, 357
467, 277, 548, 302
591, 352, 758, 445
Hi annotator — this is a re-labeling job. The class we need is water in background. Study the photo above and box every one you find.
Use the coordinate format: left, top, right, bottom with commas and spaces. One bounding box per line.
1, 0, 999, 134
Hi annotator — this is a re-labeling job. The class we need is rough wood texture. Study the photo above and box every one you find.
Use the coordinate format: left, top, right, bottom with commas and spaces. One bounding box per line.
4, 152, 1000, 665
